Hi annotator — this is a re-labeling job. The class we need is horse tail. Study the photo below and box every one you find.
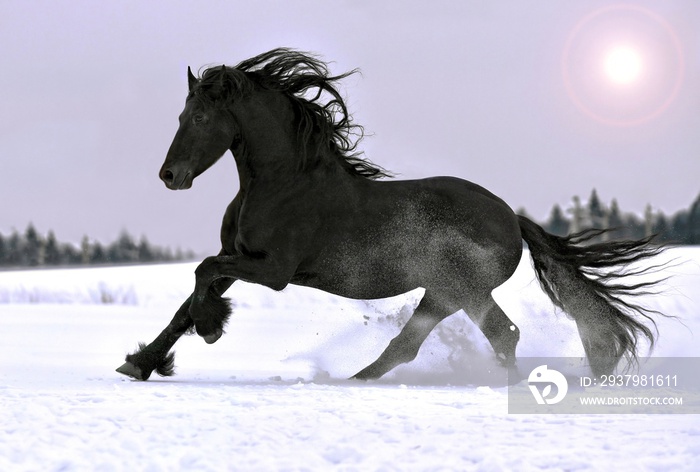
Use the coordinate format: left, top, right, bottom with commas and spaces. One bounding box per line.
517, 215, 666, 375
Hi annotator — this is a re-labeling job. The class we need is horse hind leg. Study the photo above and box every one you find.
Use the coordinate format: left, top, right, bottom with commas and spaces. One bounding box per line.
352, 294, 451, 380
469, 298, 523, 384
572, 301, 629, 376
477, 299, 520, 368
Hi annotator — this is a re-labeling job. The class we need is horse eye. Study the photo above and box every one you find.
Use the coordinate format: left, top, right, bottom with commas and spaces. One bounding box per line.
192, 114, 205, 124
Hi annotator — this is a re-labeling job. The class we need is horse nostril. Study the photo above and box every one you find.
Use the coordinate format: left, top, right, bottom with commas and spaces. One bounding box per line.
161, 169, 174, 184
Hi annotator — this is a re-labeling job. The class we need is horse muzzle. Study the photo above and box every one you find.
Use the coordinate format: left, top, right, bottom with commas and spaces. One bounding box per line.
159, 166, 193, 190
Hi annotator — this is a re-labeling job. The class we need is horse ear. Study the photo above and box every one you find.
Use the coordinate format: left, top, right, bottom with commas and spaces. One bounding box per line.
216, 65, 231, 98
187, 66, 197, 92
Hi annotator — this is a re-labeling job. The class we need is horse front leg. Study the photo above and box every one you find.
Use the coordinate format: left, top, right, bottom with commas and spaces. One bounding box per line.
189, 276, 237, 344
116, 278, 235, 380
116, 294, 194, 380
189, 254, 290, 343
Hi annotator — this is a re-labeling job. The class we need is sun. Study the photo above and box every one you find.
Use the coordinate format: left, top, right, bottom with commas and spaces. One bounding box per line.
604, 46, 643, 85
562, 5, 684, 126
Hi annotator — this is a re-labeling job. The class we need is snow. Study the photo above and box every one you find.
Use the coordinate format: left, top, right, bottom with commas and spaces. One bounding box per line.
1, 248, 699, 471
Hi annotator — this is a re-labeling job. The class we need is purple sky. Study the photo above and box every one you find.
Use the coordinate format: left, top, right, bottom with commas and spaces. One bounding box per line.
1, 1, 699, 254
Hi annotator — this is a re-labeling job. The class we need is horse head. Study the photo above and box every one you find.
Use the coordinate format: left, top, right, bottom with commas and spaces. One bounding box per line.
159, 66, 240, 190
159, 50, 389, 190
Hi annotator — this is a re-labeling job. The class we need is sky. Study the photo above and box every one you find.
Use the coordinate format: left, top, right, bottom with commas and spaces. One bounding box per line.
1, 0, 699, 254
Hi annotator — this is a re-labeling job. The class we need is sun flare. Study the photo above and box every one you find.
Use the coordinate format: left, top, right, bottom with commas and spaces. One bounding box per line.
604, 46, 643, 85
563, 4, 684, 126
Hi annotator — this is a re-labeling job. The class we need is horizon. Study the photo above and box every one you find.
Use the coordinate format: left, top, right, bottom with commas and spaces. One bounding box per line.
3, 186, 697, 253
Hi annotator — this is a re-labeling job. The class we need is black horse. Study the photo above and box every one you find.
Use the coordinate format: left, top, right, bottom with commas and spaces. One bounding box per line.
117, 48, 665, 381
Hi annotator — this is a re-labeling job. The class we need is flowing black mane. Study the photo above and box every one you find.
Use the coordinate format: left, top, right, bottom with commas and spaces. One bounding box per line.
191, 48, 391, 179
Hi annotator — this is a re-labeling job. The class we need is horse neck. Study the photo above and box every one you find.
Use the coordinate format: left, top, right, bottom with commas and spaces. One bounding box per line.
234, 143, 355, 196
230, 92, 354, 192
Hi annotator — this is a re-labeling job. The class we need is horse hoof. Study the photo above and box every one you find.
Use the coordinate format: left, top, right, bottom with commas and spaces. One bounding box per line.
203, 329, 223, 344
350, 366, 376, 381
116, 361, 145, 381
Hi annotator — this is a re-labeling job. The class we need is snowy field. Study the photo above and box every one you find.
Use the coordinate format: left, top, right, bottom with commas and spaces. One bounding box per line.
1, 248, 699, 471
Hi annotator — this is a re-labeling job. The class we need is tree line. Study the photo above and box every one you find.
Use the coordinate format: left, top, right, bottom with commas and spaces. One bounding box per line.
523, 189, 700, 245
0, 225, 196, 268
3, 190, 699, 269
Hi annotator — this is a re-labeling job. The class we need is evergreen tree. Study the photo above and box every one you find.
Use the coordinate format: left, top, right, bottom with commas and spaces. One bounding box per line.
644, 204, 654, 238
44, 231, 62, 265
6, 230, 23, 266
625, 213, 645, 240
138, 236, 154, 263
688, 194, 700, 244
546, 204, 569, 236
606, 199, 625, 240
109, 230, 139, 263
653, 212, 670, 243
669, 211, 689, 244
91, 241, 107, 264
608, 199, 623, 228
25, 223, 43, 266
81, 236, 91, 265
569, 196, 583, 234
515, 207, 532, 219
588, 189, 606, 228
0, 233, 6, 266
60, 243, 82, 265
